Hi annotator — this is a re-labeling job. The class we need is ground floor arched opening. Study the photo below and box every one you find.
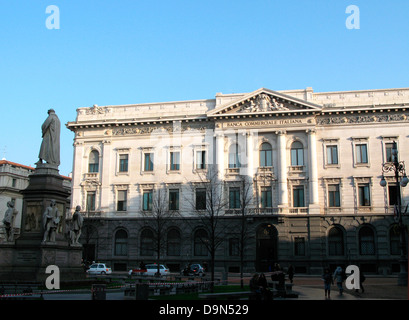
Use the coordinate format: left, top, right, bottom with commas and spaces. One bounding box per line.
256, 223, 278, 272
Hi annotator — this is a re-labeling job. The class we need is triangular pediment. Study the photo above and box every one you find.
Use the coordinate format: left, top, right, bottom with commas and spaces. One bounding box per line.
208, 88, 322, 116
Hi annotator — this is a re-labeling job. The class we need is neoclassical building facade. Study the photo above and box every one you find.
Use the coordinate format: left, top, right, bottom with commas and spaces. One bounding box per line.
66, 87, 409, 274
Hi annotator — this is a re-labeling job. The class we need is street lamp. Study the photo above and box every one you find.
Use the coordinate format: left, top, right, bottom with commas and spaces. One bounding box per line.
380, 141, 408, 286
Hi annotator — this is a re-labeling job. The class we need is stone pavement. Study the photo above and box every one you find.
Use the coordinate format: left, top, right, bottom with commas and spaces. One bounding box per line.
286, 275, 408, 300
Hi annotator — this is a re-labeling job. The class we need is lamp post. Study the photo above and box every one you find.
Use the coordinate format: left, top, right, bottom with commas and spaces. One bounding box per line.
380, 141, 408, 286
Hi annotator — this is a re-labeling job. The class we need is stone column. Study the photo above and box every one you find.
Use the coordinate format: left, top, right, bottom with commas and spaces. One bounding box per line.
307, 129, 320, 213
215, 132, 224, 180
246, 131, 255, 179
276, 130, 288, 210
100, 139, 112, 213
71, 140, 84, 212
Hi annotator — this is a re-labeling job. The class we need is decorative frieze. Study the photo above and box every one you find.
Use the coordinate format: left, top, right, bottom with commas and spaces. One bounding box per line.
317, 112, 409, 126
111, 123, 213, 136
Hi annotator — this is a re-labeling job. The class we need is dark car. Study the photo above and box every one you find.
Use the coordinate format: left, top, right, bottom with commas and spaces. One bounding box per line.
181, 263, 205, 276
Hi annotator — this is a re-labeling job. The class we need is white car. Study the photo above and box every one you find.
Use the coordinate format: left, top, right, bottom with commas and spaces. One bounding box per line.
86, 263, 112, 275
145, 264, 170, 276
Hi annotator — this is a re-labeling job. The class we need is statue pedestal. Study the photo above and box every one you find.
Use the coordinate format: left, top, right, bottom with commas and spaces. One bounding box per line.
0, 164, 85, 282
0, 242, 84, 282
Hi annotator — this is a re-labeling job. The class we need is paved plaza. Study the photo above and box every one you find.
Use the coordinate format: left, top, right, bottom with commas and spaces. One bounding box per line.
36, 274, 407, 300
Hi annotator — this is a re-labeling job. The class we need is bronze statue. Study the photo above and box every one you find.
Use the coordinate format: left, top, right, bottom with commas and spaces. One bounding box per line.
38, 109, 61, 166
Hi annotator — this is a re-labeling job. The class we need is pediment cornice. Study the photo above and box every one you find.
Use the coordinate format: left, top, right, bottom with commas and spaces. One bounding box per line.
208, 88, 322, 117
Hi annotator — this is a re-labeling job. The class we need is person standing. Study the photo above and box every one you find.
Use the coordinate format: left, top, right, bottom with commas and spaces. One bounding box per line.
249, 274, 262, 300
322, 268, 333, 299
287, 264, 294, 284
333, 266, 344, 295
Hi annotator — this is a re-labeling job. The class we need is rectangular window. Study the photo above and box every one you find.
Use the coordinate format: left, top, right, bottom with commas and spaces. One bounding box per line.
144, 153, 154, 171
87, 191, 96, 211
195, 188, 206, 210
229, 238, 240, 256
117, 190, 127, 211
115, 238, 127, 256
291, 148, 304, 166
355, 144, 368, 164
229, 187, 241, 209
143, 190, 153, 211
260, 149, 272, 167
260, 187, 272, 208
326, 145, 338, 165
169, 189, 179, 210
388, 185, 399, 206
196, 151, 206, 169
228, 145, 241, 168
328, 184, 340, 207
385, 142, 396, 162
119, 154, 128, 172
358, 184, 371, 206
170, 152, 180, 171
293, 186, 305, 207
294, 237, 305, 256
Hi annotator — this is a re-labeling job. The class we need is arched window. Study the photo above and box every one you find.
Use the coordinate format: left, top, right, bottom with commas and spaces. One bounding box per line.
228, 144, 241, 168
290, 141, 304, 166
194, 229, 208, 256
114, 229, 128, 256
389, 225, 400, 255
167, 228, 181, 256
140, 229, 154, 256
259, 143, 272, 167
359, 226, 375, 255
328, 226, 344, 256
88, 150, 100, 173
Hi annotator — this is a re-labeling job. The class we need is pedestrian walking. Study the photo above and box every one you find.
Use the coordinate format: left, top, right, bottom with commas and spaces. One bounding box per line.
333, 266, 345, 295
287, 265, 294, 284
322, 268, 333, 299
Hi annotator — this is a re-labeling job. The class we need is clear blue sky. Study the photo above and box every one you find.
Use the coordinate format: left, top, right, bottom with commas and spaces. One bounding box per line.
1, 0, 408, 176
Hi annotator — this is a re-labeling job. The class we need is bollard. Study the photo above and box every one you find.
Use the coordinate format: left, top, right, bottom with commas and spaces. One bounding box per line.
91, 284, 106, 300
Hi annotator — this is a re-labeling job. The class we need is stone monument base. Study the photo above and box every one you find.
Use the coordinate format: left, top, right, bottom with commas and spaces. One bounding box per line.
0, 241, 85, 282
0, 243, 85, 282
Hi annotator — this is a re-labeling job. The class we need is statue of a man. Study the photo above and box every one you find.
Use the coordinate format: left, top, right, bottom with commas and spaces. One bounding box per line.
38, 109, 61, 166
70, 205, 83, 246
2, 201, 18, 242
42, 200, 61, 243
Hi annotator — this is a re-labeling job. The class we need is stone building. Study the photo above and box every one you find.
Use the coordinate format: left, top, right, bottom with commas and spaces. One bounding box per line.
0, 160, 35, 239
66, 87, 409, 274
0, 160, 72, 241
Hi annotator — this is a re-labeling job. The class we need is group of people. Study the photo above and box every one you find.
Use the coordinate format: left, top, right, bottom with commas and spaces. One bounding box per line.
249, 265, 295, 300
322, 266, 365, 299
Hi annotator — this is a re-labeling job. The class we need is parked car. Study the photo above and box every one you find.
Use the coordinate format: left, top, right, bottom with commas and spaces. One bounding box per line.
86, 263, 112, 275
129, 264, 170, 276
181, 263, 205, 276
145, 264, 170, 276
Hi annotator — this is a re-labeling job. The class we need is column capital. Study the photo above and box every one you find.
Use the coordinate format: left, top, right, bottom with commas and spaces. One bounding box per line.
306, 128, 316, 134
275, 130, 287, 135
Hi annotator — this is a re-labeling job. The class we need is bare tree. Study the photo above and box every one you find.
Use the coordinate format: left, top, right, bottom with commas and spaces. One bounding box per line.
140, 185, 180, 276
236, 174, 254, 288
186, 165, 229, 291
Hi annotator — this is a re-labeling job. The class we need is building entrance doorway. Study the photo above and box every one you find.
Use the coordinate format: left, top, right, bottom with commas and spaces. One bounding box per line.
256, 224, 278, 272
